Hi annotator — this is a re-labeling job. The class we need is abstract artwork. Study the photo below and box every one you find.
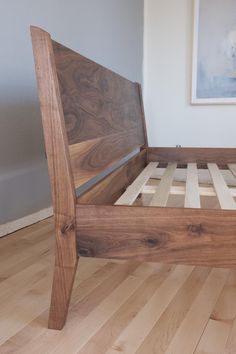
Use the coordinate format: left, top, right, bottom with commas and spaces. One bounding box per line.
192, 0, 236, 104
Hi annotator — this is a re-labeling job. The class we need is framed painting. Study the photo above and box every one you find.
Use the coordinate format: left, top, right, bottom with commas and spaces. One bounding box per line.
192, 0, 236, 104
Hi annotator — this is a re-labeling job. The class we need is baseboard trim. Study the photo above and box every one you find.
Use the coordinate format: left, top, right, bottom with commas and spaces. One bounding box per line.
0, 207, 53, 238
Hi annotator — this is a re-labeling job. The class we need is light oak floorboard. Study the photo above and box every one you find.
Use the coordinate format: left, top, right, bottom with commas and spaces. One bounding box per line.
106, 265, 194, 354
51, 263, 158, 354
78, 264, 174, 354
136, 266, 211, 354
0, 218, 236, 353
11, 261, 141, 354
164, 268, 229, 354
225, 317, 236, 354
1, 260, 118, 354
194, 319, 231, 354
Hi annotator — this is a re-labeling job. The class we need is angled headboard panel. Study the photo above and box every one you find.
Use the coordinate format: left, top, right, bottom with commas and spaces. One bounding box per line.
52, 41, 146, 188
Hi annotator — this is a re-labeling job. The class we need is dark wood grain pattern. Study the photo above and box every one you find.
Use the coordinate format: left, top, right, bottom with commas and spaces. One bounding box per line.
148, 147, 236, 166
70, 128, 144, 187
77, 150, 147, 205
31, 26, 78, 330
52, 41, 145, 144
76, 205, 236, 267
52, 40, 145, 187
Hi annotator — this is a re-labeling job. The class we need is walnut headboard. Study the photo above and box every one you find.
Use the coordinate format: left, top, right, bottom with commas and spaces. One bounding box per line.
31, 26, 147, 192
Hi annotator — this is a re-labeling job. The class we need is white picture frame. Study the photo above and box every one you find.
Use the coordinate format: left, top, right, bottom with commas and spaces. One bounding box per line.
192, 0, 236, 104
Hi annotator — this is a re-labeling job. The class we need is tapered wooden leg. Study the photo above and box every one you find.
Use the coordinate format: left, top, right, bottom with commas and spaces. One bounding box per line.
48, 257, 78, 330
48, 218, 78, 330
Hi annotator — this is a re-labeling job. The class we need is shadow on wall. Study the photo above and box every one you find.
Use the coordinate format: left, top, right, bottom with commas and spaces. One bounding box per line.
0, 101, 51, 225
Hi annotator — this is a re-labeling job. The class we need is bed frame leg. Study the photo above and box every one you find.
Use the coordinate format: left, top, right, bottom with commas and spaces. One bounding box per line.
48, 258, 78, 330
48, 222, 78, 330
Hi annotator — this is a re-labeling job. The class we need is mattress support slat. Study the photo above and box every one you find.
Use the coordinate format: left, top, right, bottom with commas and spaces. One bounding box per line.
115, 161, 236, 210
142, 185, 236, 198
207, 163, 236, 210
228, 164, 236, 179
115, 162, 158, 205
185, 163, 201, 208
149, 163, 177, 207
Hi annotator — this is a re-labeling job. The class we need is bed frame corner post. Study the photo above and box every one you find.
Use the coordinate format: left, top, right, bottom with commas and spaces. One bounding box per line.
31, 25, 78, 330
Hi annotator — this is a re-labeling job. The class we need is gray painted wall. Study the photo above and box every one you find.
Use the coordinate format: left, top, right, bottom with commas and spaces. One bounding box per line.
0, 0, 144, 224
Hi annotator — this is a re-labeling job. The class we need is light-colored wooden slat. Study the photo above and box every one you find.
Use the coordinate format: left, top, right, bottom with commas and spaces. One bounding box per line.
149, 163, 177, 207
143, 185, 184, 195
185, 163, 201, 208
115, 162, 158, 205
142, 185, 236, 198
228, 163, 236, 179
152, 168, 236, 186
207, 163, 236, 210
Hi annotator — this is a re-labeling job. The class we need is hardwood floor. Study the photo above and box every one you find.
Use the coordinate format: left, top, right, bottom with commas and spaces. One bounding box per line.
1, 218, 236, 353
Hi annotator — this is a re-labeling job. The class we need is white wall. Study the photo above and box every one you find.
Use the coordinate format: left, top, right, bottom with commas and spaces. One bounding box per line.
0, 0, 144, 225
144, 0, 236, 147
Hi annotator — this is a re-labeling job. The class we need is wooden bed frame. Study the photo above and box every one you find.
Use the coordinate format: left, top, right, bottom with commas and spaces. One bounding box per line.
31, 26, 236, 330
